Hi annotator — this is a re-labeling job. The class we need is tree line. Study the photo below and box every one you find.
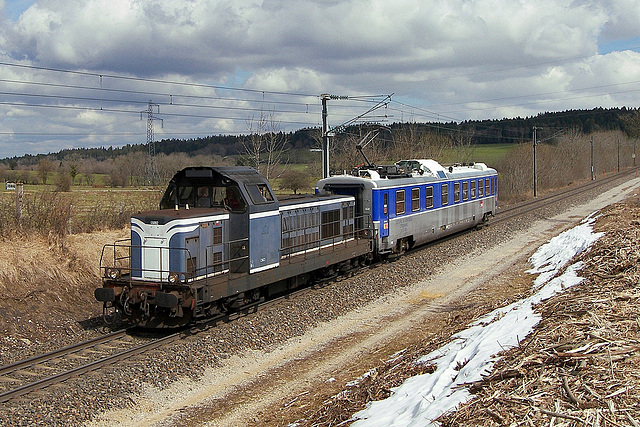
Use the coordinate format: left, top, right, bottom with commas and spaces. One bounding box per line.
1, 107, 639, 199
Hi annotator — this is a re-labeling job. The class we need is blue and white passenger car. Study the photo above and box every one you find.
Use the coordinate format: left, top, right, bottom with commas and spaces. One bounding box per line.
316, 159, 498, 255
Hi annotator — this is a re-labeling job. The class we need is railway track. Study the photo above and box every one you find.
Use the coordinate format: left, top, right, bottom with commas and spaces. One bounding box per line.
494, 167, 638, 223
0, 328, 181, 403
0, 287, 323, 404
1, 168, 636, 404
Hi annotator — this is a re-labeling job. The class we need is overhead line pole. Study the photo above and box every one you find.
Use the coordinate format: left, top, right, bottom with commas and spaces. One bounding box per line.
321, 94, 330, 179
142, 100, 162, 186
590, 135, 595, 180
533, 126, 539, 197
321, 93, 391, 179
321, 93, 349, 179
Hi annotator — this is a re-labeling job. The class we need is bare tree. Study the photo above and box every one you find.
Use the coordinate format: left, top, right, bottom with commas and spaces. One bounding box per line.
279, 169, 310, 194
494, 143, 532, 201
242, 110, 289, 180
390, 124, 458, 162
36, 159, 55, 184
331, 132, 368, 173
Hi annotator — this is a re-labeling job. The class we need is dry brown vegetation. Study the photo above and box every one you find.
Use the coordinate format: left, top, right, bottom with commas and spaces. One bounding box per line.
0, 229, 127, 340
0, 188, 158, 238
495, 130, 636, 201
0, 189, 155, 339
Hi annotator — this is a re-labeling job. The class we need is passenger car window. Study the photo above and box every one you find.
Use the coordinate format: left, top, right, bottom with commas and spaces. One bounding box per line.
441, 184, 449, 206
411, 188, 420, 211
425, 186, 434, 208
396, 190, 405, 215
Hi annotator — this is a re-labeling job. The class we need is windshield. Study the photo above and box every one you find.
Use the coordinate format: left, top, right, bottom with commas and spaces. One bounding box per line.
160, 183, 246, 212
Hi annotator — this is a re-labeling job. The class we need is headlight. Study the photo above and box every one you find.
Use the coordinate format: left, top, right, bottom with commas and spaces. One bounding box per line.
167, 271, 180, 284
105, 268, 121, 280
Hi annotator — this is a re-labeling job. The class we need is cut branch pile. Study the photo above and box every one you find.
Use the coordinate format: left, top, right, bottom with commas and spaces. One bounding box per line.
439, 201, 640, 426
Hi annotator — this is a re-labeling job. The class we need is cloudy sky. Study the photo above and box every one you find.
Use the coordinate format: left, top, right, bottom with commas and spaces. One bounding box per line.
1, 0, 640, 158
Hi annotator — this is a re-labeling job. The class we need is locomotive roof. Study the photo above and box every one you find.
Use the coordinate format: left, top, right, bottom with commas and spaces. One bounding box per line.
174, 166, 268, 186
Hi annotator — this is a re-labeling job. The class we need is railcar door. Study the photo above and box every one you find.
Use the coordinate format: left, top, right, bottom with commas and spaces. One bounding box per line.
380, 191, 390, 238
185, 236, 200, 279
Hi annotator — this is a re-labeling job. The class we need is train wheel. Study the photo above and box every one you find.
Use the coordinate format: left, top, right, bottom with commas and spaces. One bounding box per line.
102, 302, 119, 325
398, 238, 409, 255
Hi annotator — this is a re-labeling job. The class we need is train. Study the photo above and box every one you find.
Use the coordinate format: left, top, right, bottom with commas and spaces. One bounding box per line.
95, 159, 497, 327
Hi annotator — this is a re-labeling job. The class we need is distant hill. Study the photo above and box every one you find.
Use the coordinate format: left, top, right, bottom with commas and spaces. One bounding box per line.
4, 107, 638, 166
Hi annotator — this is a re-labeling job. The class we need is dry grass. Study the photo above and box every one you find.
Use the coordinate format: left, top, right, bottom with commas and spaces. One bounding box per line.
0, 188, 158, 238
0, 229, 128, 339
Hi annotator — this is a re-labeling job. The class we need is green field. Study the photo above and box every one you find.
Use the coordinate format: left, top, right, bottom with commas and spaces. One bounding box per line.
465, 144, 516, 165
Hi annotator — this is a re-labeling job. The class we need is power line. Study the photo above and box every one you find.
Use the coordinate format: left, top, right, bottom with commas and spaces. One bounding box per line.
0, 61, 317, 98
0, 100, 320, 127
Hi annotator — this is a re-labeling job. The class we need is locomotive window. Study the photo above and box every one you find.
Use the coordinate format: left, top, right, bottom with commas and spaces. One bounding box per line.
411, 188, 420, 212
223, 186, 246, 212
462, 181, 469, 201
213, 227, 223, 245
179, 186, 194, 207
321, 209, 341, 239
485, 178, 490, 195
454, 182, 461, 203
246, 183, 274, 204
441, 184, 449, 206
160, 184, 178, 209
478, 179, 484, 197
211, 251, 223, 273
425, 186, 434, 209
471, 181, 476, 199
196, 186, 212, 207
396, 190, 405, 215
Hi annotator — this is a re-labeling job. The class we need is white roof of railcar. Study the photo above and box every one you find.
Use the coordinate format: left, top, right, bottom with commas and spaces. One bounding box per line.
317, 159, 496, 191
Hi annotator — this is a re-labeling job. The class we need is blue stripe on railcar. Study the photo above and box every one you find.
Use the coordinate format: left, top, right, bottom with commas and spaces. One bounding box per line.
371, 177, 497, 222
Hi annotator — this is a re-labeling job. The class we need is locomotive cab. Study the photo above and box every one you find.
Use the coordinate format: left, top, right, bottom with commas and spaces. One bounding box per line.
157, 167, 280, 275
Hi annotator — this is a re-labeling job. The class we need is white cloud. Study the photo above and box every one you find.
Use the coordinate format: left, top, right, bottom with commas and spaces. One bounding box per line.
595, 0, 640, 41
0, 0, 639, 156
